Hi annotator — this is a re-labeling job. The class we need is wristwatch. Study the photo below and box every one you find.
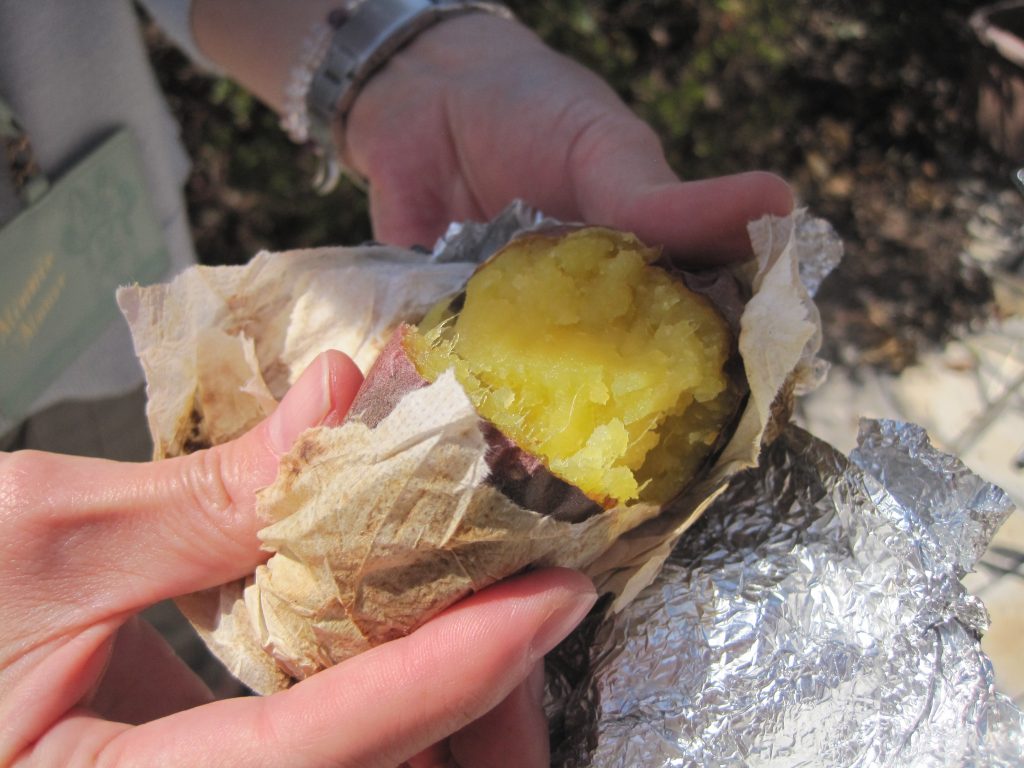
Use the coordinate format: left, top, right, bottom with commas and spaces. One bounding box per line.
305, 0, 513, 192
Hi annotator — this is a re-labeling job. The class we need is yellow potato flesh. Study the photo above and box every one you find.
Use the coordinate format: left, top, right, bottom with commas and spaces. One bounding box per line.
407, 228, 739, 506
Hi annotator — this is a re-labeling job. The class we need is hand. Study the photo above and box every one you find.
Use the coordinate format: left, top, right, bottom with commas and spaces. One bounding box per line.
0, 350, 596, 767
346, 12, 793, 263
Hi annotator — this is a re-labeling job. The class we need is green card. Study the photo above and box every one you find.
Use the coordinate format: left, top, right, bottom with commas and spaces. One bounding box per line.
0, 129, 169, 423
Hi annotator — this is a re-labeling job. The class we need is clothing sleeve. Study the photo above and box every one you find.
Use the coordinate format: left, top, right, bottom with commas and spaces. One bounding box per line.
136, 0, 222, 73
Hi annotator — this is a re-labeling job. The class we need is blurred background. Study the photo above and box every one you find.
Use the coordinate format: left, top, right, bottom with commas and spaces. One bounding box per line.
143, 0, 1024, 703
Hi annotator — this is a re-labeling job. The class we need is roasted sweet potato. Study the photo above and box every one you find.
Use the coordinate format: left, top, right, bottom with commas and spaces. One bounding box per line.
350, 226, 743, 513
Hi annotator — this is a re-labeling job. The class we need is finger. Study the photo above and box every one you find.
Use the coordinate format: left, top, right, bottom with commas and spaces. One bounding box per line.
450, 661, 549, 767
0, 350, 363, 623
1, 614, 218, 761
405, 665, 546, 768
611, 173, 795, 266
94, 569, 596, 768
0, 616, 124, 765
567, 112, 793, 264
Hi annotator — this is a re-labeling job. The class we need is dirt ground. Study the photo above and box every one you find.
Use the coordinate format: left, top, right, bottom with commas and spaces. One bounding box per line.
147, 1, 1016, 374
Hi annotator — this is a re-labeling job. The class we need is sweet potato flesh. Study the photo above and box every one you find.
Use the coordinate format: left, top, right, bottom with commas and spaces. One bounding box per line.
406, 228, 739, 506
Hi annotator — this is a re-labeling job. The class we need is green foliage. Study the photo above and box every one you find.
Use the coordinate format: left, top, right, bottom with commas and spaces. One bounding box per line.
145, 28, 370, 266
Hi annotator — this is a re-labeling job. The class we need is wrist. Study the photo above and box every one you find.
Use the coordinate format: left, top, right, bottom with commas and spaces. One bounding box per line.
192, 0, 341, 113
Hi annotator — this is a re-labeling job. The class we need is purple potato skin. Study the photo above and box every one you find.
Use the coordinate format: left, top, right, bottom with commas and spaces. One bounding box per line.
348, 325, 600, 522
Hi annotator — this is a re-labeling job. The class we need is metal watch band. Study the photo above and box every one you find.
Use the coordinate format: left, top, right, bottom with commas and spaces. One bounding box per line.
306, 0, 513, 192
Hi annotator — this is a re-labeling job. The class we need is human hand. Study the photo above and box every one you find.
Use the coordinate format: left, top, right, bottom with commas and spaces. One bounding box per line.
345, 12, 793, 263
0, 350, 596, 767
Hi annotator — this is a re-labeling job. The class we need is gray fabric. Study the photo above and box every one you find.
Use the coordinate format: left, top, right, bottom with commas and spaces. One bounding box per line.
0, 386, 151, 460
0, 135, 17, 223
0, 0, 197, 434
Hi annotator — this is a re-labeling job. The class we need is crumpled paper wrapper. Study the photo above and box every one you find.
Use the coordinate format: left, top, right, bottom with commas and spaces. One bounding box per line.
551, 420, 1024, 767
118, 203, 841, 694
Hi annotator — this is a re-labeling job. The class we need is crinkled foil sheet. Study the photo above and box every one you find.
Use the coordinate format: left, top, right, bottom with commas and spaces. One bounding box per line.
551, 420, 1024, 767
430, 199, 555, 264
442, 205, 1024, 764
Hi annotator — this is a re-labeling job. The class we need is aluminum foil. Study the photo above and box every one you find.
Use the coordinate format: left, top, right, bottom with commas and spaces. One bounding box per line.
552, 421, 1024, 767
430, 199, 558, 264
431, 203, 1022, 764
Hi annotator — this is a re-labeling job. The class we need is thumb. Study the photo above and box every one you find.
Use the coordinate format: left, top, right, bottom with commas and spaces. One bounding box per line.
135, 348, 366, 598
0, 350, 364, 619
570, 113, 794, 265
119, 349, 366, 602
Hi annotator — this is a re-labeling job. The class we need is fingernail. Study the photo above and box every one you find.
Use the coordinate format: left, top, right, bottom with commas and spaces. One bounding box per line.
530, 590, 597, 661
267, 355, 331, 455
